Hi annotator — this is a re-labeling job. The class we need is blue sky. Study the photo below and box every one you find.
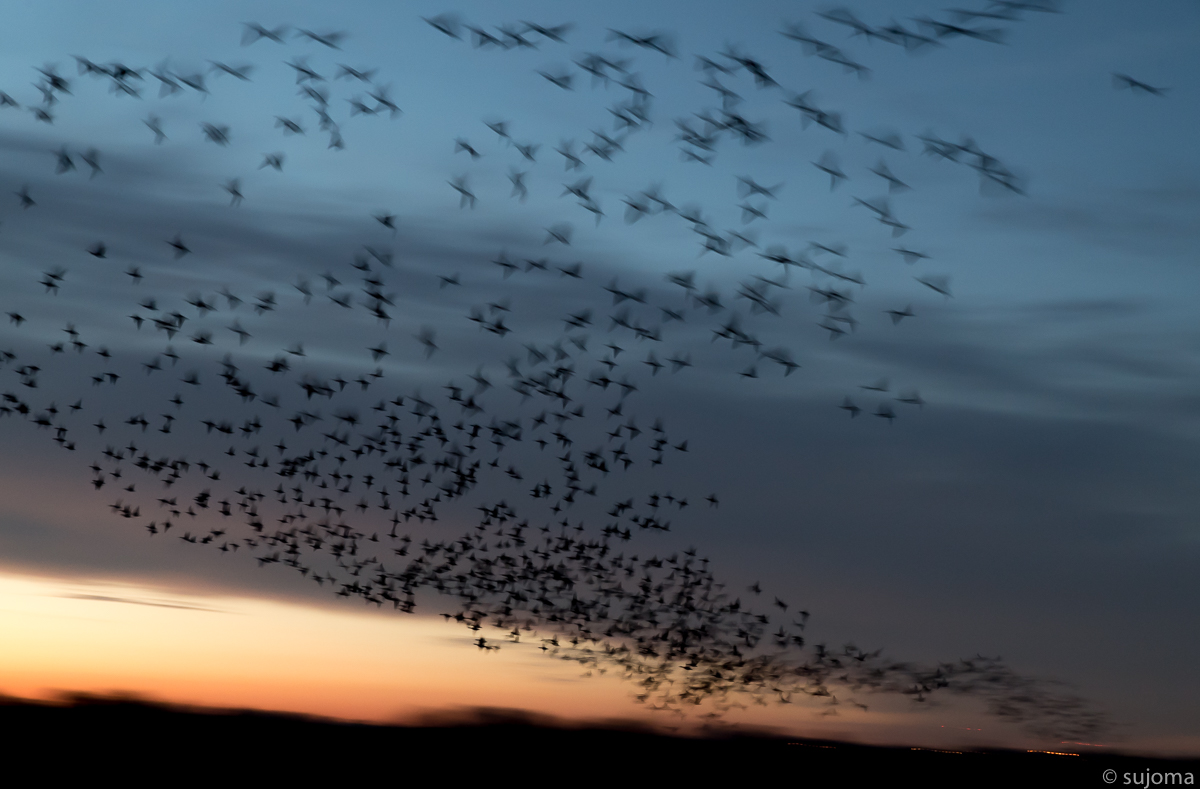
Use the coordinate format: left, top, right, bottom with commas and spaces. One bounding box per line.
0, 0, 1197, 753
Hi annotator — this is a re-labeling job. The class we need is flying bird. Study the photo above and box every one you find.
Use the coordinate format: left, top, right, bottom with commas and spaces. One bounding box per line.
144, 115, 166, 143
201, 123, 230, 145
242, 23, 289, 45
167, 235, 191, 259
223, 179, 244, 206
1112, 73, 1167, 96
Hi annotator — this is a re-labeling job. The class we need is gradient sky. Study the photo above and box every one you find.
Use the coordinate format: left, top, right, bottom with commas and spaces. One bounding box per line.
0, 0, 1197, 755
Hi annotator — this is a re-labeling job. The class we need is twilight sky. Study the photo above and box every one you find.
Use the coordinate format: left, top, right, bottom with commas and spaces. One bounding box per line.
0, 0, 1197, 755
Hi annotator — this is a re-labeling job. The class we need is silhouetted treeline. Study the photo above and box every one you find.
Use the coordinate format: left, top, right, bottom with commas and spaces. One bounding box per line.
3, 693, 1193, 781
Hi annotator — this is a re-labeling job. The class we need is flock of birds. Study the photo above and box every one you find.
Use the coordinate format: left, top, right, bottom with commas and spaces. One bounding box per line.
0, 1, 1156, 738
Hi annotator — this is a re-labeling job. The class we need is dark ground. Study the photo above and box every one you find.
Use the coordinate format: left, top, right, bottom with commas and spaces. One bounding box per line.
5, 693, 1195, 783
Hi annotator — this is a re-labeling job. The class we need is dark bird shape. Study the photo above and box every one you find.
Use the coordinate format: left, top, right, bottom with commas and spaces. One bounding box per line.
296, 29, 346, 49
509, 170, 528, 201
144, 115, 166, 144
178, 72, 209, 95
859, 129, 905, 151
416, 326, 438, 358
544, 223, 573, 245
738, 202, 768, 223
914, 16, 1007, 44
466, 25, 504, 49
36, 65, 71, 94
1112, 73, 1167, 96
260, 153, 285, 171
201, 123, 230, 145
562, 176, 593, 201
210, 61, 254, 81
869, 160, 910, 193
522, 22, 573, 43
54, 146, 75, 174
813, 150, 846, 190
538, 70, 574, 90
893, 247, 929, 264
285, 57, 324, 83
607, 29, 677, 59
737, 176, 783, 200
555, 140, 584, 170
275, 116, 304, 135
368, 85, 400, 117
498, 25, 537, 49
167, 235, 191, 259
228, 322, 251, 345
915, 275, 952, 298
336, 64, 376, 82
423, 14, 463, 39
87, 242, 106, 258
79, 148, 102, 178
454, 138, 481, 159
759, 348, 799, 376
449, 175, 476, 209
514, 141, 539, 162
242, 23, 289, 45
223, 179, 244, 206
485, 119, 511, 141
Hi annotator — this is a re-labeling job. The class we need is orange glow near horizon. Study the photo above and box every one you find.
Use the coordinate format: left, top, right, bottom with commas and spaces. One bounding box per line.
0, 569, 655, 724
1, 568, 1193, 756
